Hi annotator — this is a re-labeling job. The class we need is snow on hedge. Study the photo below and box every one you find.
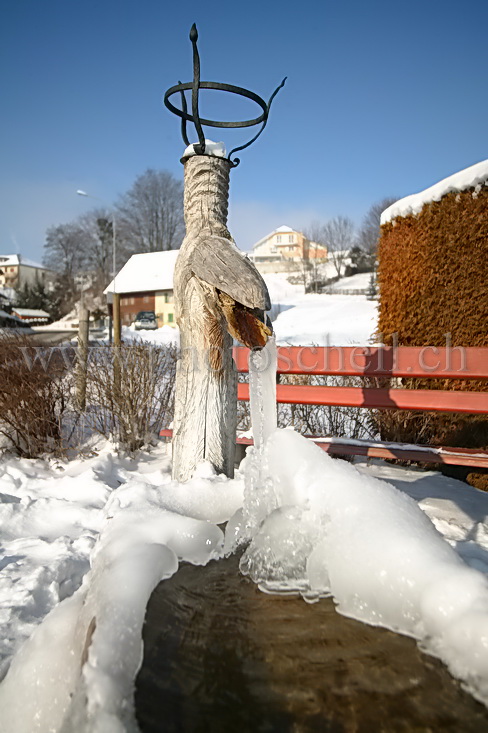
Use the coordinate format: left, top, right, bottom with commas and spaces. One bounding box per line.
381, 159, 488, 224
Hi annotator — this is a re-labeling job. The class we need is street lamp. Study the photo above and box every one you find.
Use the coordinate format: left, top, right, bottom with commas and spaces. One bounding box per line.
76, 189, 119, 345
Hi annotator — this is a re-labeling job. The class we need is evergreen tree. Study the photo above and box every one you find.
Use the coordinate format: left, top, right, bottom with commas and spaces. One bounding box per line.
15, 280, 63, 322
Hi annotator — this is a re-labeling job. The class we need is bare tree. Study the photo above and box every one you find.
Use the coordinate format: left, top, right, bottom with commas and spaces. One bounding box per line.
44, 223, 86, 285
77, 209, 117, 290
115, 169, 184, 257
357, 197, 397, 255
321, 215, 355, 278
303, 221, 327, 292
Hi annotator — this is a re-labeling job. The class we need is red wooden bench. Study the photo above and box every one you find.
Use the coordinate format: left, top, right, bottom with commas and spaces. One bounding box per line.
161, 345, 488, 469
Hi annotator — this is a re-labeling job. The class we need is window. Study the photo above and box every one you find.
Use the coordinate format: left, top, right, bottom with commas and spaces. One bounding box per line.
288, 235, 294, 243
168, 313, 174, 323
143, 296, 149, 303
276, 235, 282, 243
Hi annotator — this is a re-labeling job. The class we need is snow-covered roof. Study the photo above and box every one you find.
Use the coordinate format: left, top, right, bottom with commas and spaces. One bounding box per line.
104, 250, 180, 295
381, 159, 488, 224
0, 309, 24, 323
252, 225, 298, 250
13, 308, 50, 318
275, 225, 294, 233
0, 254, 50, 269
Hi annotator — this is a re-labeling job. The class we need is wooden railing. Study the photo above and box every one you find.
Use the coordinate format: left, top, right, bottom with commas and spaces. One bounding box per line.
161, 345, 488, 469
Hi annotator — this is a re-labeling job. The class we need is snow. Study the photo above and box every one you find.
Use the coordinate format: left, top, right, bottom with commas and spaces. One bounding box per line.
104, 250, 180, 295
0, 442, 243, 732
274, 225, 294, 233
182, 139, 226, 159
262, 271, 377, 346
0, 254, 49, 270
2, 265, 488, 727
326, 272, 371, 290
272, 293, 377, 346
381, 158, 488, 224
1, 409, 488, 728
121, 324, 179, 346
12, 308, 50, 318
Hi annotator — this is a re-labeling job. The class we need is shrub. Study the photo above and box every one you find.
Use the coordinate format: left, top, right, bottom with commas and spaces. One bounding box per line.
377, 186, 488, 479
85, 342, 177, 452
0, 334, 75, 457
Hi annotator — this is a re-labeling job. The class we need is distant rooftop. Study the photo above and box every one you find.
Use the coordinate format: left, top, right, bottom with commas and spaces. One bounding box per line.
104, 250, 180, 295
0, 254, 51, 270
275, 225, 294, 233
13, 308, 50, 318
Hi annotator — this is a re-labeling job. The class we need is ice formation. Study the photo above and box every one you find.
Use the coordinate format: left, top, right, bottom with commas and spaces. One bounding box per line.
226, 342, 488, 707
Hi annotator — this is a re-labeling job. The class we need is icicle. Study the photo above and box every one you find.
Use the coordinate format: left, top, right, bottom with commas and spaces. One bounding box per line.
240, 337, 278, 539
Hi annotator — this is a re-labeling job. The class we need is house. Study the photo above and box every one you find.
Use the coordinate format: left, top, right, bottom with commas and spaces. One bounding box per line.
11, 308, 51, 325
104, 250, 180, 327
248, 226, 328, 271
0, 255, 55, 290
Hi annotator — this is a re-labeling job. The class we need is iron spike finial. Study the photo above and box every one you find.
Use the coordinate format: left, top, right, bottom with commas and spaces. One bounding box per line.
164, 25, 286, 167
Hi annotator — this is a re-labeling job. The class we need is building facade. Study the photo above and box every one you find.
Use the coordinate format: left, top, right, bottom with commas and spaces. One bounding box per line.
248, 226, 328, 265
0, 255, 54, 290
104, 250, 179, 328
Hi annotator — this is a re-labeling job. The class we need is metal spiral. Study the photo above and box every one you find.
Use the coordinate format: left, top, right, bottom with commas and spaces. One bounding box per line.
164, 24, 286, 166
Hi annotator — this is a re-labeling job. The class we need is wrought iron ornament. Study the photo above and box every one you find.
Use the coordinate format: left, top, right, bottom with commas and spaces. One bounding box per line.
164, 24, 286, 167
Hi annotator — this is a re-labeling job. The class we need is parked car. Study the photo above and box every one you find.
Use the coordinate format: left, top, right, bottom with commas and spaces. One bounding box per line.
133, 311, 158, 330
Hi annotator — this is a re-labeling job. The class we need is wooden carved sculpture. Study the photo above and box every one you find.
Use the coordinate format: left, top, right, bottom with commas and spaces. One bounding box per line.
164, 24, 285, 482
172, 152, 272, 482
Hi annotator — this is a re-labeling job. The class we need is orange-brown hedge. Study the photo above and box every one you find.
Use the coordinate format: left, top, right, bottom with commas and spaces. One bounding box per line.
378, 187, 488, 347
376, 186, 488, 458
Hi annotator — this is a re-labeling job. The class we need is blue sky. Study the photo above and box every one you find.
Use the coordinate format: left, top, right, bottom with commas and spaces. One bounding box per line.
1, 0, 487, 262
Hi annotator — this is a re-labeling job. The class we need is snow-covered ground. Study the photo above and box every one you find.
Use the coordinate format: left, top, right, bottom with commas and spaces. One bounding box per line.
272, 293, 377, 346
326, 271, 371, 290
1, 434, 487, 731
264, 272, 377, 346
121, 324, 179, 346
0, 441, 243, 732
119, 272, 378, 348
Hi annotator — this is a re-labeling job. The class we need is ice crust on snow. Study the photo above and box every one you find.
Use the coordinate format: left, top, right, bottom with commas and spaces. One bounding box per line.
381, 158, 488, 224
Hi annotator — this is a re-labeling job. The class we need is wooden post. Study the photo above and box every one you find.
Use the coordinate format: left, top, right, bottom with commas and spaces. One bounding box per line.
76, 307, 90, 411
113, 293, 121, 347
172, 154, 272, 482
